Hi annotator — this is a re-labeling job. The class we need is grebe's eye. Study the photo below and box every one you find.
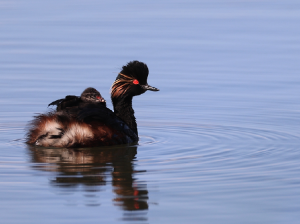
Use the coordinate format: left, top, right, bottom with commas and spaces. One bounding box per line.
133, 79, 139, 85
96, 96, 101, 99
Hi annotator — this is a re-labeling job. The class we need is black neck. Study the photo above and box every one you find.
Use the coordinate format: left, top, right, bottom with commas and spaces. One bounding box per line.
112, 96, 138, 135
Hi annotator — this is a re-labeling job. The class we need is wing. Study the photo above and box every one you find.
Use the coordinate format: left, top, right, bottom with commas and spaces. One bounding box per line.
48, 95, 81, 111
76, 104, 138, 142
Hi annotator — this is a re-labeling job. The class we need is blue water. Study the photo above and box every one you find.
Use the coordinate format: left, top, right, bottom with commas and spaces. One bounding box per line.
1, 0, 300, 223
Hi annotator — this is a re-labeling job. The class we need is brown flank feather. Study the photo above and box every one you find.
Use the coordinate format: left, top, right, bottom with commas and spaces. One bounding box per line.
26, 111, 130, 147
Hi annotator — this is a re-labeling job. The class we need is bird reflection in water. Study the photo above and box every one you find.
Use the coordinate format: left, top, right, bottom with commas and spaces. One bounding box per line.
27, 144, 148, 221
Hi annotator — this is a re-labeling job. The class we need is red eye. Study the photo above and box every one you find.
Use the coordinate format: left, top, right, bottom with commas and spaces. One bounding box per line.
133, 79, 139, 85
96, 96, 101, 99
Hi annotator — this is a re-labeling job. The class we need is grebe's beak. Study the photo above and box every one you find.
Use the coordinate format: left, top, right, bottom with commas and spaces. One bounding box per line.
141, 84, 159, 91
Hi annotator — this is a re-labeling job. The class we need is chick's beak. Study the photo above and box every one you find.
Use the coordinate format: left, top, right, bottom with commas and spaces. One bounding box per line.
141, 84, 159, 91
96, 96, 106, 102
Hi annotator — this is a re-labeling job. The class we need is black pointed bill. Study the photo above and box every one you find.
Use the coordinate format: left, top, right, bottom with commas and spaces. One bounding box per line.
141, 84, 159, 91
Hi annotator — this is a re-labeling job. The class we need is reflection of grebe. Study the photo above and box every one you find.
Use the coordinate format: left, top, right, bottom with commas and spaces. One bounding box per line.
26, 61, 159, 147
28, 145, 148, 211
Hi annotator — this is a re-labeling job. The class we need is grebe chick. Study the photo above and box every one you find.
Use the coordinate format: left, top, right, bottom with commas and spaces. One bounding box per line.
48, 87, 106, 111
26, 60, 159, 147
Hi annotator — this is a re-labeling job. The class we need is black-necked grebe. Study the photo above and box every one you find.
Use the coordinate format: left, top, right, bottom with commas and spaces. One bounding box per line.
26, 61, 159, 147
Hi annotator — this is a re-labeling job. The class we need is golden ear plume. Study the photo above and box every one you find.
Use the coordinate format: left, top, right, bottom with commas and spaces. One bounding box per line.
110, 73, 134, 98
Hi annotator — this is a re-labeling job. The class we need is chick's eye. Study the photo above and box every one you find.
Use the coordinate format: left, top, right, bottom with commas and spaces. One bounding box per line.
133, 79, 139, 85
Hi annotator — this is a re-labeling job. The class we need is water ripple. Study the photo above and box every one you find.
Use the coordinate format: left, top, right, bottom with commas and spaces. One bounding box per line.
138, 121, 300, 190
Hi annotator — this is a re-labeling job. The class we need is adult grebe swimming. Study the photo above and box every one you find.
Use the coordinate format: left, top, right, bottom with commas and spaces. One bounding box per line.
26, 61, 159, 147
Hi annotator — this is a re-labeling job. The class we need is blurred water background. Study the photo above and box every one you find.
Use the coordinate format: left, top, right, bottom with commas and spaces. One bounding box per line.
0, 0, 300, 223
